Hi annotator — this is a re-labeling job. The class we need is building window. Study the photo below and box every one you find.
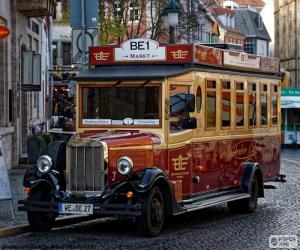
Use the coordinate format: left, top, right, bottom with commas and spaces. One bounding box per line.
206, 80, 217, 129
113, 1, 123, 19
244, 38, 256, 55
32, 21, 39, 35
62, 42, 71, 65
259, 16, 262, 29
52, 42, 57, 65
129, 1, 140, 22
221, 80, 231, 128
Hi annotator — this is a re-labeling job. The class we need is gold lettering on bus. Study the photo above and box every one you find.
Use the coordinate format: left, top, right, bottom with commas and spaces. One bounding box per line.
172, 155, 189, 171
93, 52, 110, 61
232, 141, 256, 160
171, 50, 188, 59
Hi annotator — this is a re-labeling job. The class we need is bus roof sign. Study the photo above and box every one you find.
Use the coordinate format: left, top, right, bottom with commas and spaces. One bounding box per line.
90, 39, 193, 65
89, 39, 280, 74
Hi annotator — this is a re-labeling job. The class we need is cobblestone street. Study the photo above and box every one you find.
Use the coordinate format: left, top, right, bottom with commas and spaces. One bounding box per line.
0, 148, 299, 250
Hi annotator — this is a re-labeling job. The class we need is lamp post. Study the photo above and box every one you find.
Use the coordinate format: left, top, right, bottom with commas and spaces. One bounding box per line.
162, 0, 181, 44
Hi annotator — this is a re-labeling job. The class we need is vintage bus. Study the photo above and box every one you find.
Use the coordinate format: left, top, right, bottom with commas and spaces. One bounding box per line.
19, 39, 285, 237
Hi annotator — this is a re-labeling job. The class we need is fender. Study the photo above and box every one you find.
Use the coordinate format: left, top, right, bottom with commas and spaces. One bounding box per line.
241, 162, 264, 197
131, 167, 185, 215
133, 167, 168, 192
28, 179, 54, 194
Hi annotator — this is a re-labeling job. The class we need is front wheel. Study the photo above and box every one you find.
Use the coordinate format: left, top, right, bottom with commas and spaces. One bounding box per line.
228, 174, 259, 214
137, 186, 165, 237
27, 190, 57, 232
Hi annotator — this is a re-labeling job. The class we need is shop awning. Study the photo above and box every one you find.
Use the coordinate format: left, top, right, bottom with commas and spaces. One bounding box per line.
75, 65, 192, 81
281, 96, 300, 109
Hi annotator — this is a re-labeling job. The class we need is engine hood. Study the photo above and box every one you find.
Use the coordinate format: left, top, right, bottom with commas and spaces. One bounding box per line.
68, 130, 161, 149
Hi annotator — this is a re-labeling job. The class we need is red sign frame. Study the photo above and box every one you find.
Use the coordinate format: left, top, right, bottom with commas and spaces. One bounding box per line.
90, 44, 193, 65
0, 26, 10, 40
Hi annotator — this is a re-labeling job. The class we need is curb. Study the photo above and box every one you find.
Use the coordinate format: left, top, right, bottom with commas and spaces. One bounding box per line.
0, 215, 100, 239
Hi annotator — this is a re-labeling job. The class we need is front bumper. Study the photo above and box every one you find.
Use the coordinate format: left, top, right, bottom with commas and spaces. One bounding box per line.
18, 200, 141, 217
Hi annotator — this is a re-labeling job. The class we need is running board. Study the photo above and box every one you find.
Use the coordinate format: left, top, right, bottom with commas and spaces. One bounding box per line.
184, 193, 250, 212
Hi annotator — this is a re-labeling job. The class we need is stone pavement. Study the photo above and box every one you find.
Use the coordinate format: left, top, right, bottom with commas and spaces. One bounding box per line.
0, 169, 27, 228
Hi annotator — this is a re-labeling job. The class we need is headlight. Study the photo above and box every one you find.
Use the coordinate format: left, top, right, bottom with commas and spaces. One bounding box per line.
37, 155, 52, 174
117, 156, 133, 176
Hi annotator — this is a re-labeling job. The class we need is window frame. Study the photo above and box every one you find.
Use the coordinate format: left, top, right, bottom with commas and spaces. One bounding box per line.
259, 83, 269, 127
271, 83, 279, 126
205, 79, 217, 130
169, 84, 191, 133
235, 81, 245, 128
220, 79, 231, 129
248, 82, 257, 128
79, 83, 162, 129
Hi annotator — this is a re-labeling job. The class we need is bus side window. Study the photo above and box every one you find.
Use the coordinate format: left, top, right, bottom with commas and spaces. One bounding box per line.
248, 83, 257, 127
206, 80, 217, 129
271, 84, 278, 125
169, 85, 190, 132
196, 85, 202, 113
235, 82, 244, 127
260, 84, 268, 126
221, 80, 231, 128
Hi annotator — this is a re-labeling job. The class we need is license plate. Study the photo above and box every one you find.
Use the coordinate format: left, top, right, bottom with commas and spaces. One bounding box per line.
58, 203, 93, 215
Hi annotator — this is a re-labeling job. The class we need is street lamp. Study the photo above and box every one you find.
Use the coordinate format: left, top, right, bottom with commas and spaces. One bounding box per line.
162, 0, 181, 44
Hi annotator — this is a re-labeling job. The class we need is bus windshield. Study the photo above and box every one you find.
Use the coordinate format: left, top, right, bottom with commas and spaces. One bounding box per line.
81, 85, 160, 126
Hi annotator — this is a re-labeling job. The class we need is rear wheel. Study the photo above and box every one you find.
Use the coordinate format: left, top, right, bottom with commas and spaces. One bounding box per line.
137, 186, 165, 237
228, 174, 259, 214
27, 190, 57, 232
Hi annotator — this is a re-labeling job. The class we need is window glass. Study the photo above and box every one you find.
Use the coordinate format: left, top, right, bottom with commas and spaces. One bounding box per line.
236, 82, 244, 127
271, 85, 278, 125
196, 86, 202, 113
261, 84, 268, 125
62, 42, 72, 65
249, 83, 257, 126
82, 86, 160, 126
170, 85, 189, 132
221, 81, 231, 127
206, 80, 216, 128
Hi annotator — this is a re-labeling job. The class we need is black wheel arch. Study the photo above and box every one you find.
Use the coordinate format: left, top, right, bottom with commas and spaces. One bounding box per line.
131, 167, 185, 216
241, 162, 264, 198
28, 179, 53, 196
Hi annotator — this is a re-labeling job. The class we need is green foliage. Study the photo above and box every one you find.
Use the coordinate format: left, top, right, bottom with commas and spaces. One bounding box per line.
57, 10, 70, 24
28, 133, 54, 149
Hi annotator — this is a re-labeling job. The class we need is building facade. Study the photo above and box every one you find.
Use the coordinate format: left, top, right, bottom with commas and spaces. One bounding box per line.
0, 0, 56, 168
274, 0, 299, 88
235, 9, 270, 56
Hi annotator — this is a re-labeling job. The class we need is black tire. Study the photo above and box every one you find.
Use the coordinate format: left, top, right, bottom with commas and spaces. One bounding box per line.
228, 174, 259, 214
137, 186, 165, 237
27, 190, 57, 232
45, 141, 66, 173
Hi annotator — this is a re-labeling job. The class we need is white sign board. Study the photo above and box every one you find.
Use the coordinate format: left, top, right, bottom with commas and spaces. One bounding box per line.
115, 38, 166, 62
72, 28, 98, 64
223, 51, 260, 70
0, 138, 12, 200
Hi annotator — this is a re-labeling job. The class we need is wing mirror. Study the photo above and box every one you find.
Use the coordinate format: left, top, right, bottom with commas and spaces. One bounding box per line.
182, 117, 197, 129
185, 94, 195, 112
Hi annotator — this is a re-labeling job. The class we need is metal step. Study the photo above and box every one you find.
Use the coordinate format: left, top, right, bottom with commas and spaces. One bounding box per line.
184, 193, 250, 212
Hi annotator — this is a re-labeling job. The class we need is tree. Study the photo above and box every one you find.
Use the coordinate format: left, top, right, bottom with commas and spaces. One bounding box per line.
98, 0, 169, 44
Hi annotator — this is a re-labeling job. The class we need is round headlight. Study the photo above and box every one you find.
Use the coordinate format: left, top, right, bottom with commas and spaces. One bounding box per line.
117, 156, 133, 176
37, 155, 52, 174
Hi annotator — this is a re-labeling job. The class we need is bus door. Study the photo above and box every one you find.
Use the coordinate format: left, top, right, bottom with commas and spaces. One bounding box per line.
168, 138, 193, 198
168, 84, 193, 197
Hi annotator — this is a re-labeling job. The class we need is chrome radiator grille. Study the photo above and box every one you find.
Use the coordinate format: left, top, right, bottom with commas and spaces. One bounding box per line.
67, 141, 107, 193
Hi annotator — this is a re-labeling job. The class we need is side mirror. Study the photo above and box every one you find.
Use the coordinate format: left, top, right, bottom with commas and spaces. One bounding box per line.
182, 117, 197, 129
185, 94, 195, 112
